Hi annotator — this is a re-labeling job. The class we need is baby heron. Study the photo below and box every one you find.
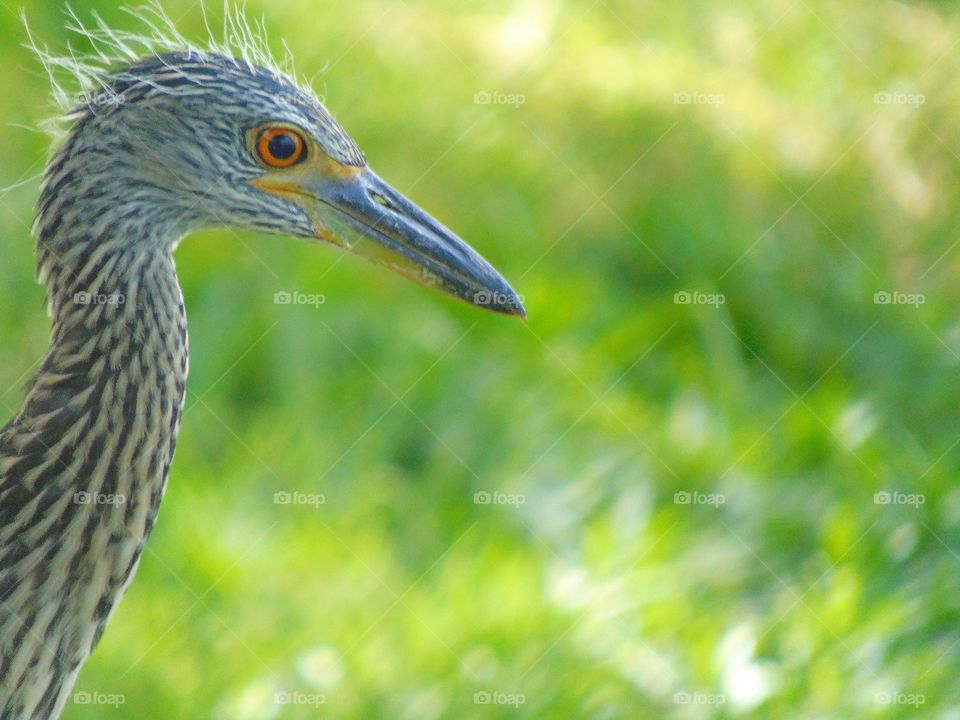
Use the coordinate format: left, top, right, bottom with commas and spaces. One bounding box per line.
0, 15, 523, 720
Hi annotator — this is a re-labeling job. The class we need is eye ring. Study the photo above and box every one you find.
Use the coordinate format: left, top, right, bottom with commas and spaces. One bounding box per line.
255, 127, 306, 168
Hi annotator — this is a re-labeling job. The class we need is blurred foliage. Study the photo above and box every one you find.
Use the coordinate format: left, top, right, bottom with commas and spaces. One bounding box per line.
2, 0, 960, 717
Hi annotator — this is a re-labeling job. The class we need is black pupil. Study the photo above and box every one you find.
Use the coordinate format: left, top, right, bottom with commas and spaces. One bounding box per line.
267, 132, 298, 160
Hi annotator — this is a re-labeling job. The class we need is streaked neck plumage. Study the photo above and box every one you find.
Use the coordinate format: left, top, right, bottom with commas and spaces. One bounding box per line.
0, 150, 189, 718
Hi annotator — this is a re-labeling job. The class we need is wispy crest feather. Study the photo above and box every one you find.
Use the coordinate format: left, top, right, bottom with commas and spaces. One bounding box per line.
23, 2, 299, 140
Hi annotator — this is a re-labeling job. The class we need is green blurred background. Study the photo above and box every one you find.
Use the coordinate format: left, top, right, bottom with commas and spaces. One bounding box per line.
2, 0, 959, 717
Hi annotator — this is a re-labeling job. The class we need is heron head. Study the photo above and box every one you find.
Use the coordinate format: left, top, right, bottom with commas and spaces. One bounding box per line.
53, 52, 524, 317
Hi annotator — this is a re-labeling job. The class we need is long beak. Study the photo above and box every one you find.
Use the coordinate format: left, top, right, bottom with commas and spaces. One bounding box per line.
300, 168, 525, 317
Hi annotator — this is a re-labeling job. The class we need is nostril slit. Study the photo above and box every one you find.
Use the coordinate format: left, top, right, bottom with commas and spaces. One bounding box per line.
370, 191, 395, 211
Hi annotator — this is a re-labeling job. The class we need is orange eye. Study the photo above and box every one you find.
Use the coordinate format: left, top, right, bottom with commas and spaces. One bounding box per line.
256, 128, 306, 168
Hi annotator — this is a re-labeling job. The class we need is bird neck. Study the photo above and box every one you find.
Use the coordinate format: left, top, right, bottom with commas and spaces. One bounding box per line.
0, 219, 189, 719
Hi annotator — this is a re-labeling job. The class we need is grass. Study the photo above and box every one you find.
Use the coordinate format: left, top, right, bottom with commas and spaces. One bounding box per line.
1, 0, 959, 717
